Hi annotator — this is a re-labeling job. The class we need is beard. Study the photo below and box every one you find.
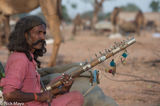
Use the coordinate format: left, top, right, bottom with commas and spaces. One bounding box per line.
33, 40, 47, 57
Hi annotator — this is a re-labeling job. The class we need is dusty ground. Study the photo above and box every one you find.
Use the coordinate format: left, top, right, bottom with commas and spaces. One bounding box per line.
0, 25, 160, 106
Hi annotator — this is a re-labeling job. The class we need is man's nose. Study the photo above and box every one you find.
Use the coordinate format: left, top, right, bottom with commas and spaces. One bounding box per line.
40, 33, 45, 40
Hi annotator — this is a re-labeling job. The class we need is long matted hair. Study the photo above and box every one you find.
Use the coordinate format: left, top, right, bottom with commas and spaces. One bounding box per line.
8, 15, 46, 68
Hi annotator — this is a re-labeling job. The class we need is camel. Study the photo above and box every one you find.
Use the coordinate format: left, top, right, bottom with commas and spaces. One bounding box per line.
72, 14, 83, 35
0, 0, 62, 66
110, 7, 145, 35
118, 10, 145, 35
110, 7, 121, 33
71, 0, 106, 33
134, 10, 145, 35
72, 14, 92, 36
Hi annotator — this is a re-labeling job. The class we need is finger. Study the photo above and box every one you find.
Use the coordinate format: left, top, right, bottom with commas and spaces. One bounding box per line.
61, 77, 69, 82
62, 73, 67, 77
47, 99, 52, 103
61, 75, 73, 85
49, 91, 53, 97
64, 80, 73, 87
69, 76, 74, 82
61, 73, 68, 80
63, 74, 71, 79
63, 79, 73, 84
47, 92, 53, 102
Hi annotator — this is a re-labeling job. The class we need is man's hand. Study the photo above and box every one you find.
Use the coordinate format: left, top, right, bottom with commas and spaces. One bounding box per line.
49, 73, 74, 96
60, 73, 73, 93
37, 91, 53, 102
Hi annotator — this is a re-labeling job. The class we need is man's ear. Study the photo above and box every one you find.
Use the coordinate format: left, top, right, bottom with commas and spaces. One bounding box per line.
24, 32, 28, 40
25, 32, 32, 45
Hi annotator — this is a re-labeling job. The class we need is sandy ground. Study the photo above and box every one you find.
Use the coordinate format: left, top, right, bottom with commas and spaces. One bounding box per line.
0, 25, 160, 106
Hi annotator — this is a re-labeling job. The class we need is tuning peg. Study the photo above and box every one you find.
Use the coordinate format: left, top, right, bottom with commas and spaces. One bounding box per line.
113, 45, 116, 49
85, 59, 88, 63
114, 42, 118, 46
90, 57, 93, 62
116, 42, 120, 47
108, 49, 111, 52
99, 51, 102, 55
99, 51, 105, 56
110, 46, 114, 50
118, 42, 121, 46
123, 40, 127, 45
95, 53, 98, 57
110, 46, 112, 50
105, 49, 108, 53
102, 51, 106, 55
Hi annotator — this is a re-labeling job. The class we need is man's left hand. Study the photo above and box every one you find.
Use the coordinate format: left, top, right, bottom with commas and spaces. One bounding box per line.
60, 73, 73, 93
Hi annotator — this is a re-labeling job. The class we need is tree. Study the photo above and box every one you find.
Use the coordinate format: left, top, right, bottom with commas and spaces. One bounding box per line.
82, 0, 107, 29
120, 3, 140, 12
150, 0, 160, 12
71, 3, 77, 9
62, 5, 71, 22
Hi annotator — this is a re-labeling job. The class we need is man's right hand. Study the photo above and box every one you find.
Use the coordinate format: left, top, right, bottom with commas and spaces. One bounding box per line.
37, 91, 53, 102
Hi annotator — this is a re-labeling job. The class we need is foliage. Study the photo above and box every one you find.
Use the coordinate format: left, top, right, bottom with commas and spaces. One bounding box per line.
80, 10, 110, 21
98, 12, 110, 21
150, 0, 160, 12
81, 0, 94, 6
80, 11, 93, 19
62, 5, 71, 22
71, 3, 77, 9
120, 3, 140, 12
104, 13, 111, 20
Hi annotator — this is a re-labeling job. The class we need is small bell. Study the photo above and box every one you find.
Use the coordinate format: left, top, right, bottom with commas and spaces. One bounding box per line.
121, 50, 128, 65
105, 59, 116, 76
110, 59, 116, 67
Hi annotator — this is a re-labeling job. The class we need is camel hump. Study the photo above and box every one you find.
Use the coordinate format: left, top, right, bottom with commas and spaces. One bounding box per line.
0, 0, 39, 15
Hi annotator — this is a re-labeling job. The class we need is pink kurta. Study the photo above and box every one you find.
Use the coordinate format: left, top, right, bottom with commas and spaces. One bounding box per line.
0, 52, 84, 106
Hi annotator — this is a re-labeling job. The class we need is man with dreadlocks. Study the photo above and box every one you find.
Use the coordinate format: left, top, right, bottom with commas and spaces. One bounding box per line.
0, 15, 84, 106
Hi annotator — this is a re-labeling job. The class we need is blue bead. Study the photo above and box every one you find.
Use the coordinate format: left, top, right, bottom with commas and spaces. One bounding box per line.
110, 60, 116, 67
122, 53, 128, 58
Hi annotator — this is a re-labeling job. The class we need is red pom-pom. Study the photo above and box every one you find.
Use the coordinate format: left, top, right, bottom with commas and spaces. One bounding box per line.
109, 69, 112, 73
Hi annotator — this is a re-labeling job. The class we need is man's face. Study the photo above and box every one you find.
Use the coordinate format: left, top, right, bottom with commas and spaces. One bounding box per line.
26, 24, 46, 50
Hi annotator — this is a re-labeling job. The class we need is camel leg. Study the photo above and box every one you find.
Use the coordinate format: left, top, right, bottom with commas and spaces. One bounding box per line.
39, 0, 62, 66
113, 25, 117, 33
136, 25, 140, 36
72, 24, 77, 35
3, 15, 10, 45
0, 15, 3, 45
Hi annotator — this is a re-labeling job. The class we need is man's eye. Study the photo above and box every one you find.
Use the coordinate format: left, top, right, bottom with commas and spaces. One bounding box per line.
38, 31, 46, 35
